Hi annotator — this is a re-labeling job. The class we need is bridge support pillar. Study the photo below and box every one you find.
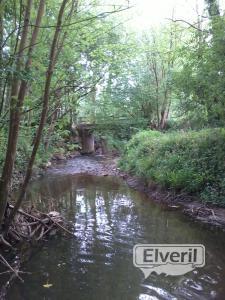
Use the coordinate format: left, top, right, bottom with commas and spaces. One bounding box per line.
77, 124, 95, 154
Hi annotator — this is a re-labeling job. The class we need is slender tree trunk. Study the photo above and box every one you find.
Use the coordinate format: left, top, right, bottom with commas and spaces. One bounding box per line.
0, 0, 33, 230
44, 0, 78, 149
159, 20, 175, 130
5, 0, 69, 230
0, 1, 5, 117
159, 106, 171, 130
151, 59, 160, 128
44, 102, 59, 150
0, 0, 45, 231
0, 0, 4, 105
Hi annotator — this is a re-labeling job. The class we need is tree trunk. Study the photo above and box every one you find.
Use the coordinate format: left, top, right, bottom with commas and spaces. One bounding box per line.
0, 0, 33, 230
44, 104, 59, 150
0, 0, 4, 107
5, 0, 69, 230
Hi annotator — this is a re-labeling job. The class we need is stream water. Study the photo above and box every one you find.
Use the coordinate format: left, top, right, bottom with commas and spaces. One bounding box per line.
6, 157, 225, 300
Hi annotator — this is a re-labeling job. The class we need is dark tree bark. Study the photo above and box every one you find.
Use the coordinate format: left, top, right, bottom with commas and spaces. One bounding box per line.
5, 0, 69, 230
0, 0, 45, 231
0, 0, 4, 106
0, 0, 33, 230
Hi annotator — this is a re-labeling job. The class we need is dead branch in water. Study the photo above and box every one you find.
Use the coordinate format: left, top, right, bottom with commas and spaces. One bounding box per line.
35, 210, 74, 236
5, 204, 71, 242
0, 204, 73, 298
0, 258, 31, 299
0, 255, 23, 283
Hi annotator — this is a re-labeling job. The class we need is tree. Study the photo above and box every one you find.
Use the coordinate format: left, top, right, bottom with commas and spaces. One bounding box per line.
0, 0, 131, 235
0, 0, 44, 232
173, 0, 225, 128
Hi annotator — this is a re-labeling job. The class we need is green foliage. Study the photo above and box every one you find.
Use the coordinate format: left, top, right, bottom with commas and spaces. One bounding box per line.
34, 144, 53, 166
16, 133, 32, 168
1, 0, 225, 214
66, 143, 80, 152
80, 24, 181, 131
173, 3, 225, 128
120, 129, 225, 205
103, 134, 127, 152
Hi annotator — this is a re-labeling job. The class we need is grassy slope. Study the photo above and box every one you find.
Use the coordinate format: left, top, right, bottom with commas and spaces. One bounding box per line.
119, 128, 225, 206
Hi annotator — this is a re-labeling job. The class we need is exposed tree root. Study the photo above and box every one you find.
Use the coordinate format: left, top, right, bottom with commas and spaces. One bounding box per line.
0, 204, 74, 298
4, 204, 72, 241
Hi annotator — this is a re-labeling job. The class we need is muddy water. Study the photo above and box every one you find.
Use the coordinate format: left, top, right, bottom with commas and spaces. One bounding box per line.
7, 158, 225, 300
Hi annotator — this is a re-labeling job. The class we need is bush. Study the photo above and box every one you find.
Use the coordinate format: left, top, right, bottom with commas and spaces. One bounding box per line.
120, 128, 225, 206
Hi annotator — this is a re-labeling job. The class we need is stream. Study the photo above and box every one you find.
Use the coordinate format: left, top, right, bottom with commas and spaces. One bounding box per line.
6, 157, 225, 299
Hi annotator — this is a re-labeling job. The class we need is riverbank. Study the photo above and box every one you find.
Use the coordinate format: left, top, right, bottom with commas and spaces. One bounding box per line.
6, 164, 225, 300
46, 154, 225, 231
120, 129, 225, 205
2, 153, 225, 298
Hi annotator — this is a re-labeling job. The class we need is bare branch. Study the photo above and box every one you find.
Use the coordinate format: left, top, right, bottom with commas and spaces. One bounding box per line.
167, 18, 208, 32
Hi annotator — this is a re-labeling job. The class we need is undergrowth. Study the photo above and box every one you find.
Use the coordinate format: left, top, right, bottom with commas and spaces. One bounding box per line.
120, 128, 225, 206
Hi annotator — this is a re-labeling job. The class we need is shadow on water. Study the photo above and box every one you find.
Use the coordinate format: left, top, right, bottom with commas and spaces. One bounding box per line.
6, 170, 225, 300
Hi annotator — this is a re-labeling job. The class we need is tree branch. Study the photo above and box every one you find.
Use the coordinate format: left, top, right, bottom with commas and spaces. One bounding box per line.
167, 18, 207, 32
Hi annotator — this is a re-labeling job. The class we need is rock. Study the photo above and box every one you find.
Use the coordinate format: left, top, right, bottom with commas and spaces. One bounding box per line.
68, 151, 81, 159
52, 153, 66, 161
48, 211, 61, 218
40, 161, 52, 169
45, 161, 52, 168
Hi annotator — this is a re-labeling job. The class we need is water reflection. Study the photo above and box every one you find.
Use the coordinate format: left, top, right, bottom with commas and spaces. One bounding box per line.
7, 174, 225, 300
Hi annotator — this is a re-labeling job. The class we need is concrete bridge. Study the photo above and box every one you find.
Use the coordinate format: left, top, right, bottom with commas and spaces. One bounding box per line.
75, 117, 148, 154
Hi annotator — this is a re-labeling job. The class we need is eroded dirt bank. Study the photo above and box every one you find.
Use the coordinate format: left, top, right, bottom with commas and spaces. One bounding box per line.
47, 155, 225, 231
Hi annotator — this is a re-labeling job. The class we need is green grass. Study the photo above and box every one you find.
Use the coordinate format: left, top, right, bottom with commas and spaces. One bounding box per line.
119, 128, 225, 206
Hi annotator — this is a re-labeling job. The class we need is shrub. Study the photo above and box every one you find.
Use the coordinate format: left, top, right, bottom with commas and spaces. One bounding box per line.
120, 128, 225, 206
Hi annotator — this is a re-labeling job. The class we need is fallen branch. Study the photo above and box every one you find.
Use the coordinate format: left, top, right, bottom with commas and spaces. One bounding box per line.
39, 211, 74, 236
0, 204, 71, 246
0, 234, 12, 248
9, 205, 49, 228
0, 255, 23, 283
